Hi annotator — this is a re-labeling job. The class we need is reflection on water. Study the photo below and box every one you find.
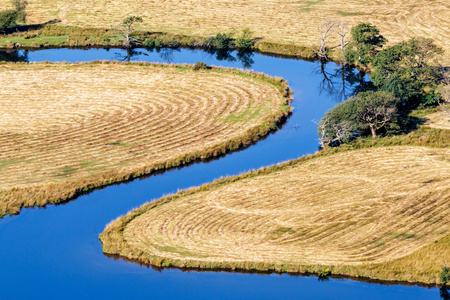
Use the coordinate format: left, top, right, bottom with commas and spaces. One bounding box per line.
314, 61, 373, 102
0, 49, 28, 62
441, 286, 450, 300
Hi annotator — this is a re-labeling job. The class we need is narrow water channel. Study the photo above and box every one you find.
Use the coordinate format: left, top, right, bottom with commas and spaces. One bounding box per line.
0, 48, 443, 299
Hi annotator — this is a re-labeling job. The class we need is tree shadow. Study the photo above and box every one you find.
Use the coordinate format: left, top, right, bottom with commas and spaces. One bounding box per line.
4, 19, 61, 34
0, 49, 28, 62
114, 48, 148, 62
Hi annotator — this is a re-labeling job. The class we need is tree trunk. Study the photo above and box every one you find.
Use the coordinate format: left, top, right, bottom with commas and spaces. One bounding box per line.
369, 124, 377, 138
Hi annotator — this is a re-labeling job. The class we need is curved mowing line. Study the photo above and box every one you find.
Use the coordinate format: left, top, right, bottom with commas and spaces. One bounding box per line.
100, 146, 450, 285
0, 61, 293, 217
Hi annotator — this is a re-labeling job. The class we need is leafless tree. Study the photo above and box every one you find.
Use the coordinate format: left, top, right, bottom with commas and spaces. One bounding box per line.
335, 20, 350, 53
317, 19, 337, 59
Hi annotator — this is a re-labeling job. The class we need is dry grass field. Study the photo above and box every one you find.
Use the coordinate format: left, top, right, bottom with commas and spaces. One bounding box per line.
425, 111, 450, 130
101, 146, 450, 284
1, 0, 449, 60
0, 62, 291, 217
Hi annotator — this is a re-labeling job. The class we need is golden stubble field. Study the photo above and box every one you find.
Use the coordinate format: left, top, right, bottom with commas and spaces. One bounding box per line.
1, 0, 449, 59
101, 146, 450, 283
0, 62, 291, 216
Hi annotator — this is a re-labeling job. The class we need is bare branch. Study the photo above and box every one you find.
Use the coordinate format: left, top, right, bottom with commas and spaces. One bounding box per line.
334, 20, 350, 52
317, 18, 337, 59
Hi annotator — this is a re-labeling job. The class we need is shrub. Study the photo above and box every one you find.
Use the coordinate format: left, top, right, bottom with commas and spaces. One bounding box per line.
318, 268, 331, 278
193, 62, 209, 71
441, 266, 450, 285
213, 32, 234, 50
235, 28, 254, 50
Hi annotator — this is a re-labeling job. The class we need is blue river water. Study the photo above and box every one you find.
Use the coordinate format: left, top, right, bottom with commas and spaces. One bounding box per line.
0, 48, 444, 299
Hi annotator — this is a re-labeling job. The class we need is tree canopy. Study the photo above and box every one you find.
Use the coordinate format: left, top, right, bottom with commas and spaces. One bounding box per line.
372, 38, 443, 106
344, 23, 387, 67
318, 90, 400, 145
0, 0, 28, 32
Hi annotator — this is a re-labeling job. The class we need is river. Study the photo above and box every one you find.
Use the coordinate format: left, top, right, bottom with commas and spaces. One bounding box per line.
0, 47, 444, 299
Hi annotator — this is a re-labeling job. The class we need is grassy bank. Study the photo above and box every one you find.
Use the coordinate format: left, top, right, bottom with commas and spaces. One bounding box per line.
0, 61, 292, 217
100, 126, 450, 285
0, 24, 317, 59
1, 0, 449, 61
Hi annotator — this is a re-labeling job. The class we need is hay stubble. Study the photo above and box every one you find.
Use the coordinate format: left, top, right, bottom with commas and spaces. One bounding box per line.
101, 146, 450, 283
0, 62, 290, 216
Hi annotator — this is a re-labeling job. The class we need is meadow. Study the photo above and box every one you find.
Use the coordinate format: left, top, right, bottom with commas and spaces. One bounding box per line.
0, 62, 292, 217
0, 0, 449, 60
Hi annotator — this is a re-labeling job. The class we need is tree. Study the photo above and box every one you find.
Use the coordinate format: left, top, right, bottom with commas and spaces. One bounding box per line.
12, 0, 27, 23
0, 10, 17, 32
372, 38, 443, 106
0, 0, 28, 32
352, 91, 400, 138
116, 16, 143, 48
335, 20, 350, 53
345, 23, 387, 66
317, 19, 336, 59
317, 97, 358, 146
317, 90, 400, 145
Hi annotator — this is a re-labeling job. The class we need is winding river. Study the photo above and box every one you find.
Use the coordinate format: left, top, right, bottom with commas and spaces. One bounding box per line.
0, 47, 444, 299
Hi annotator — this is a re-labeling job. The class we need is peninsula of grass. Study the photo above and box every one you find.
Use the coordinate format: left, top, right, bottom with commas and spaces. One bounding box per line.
0, 61, 292, 217
1, 0, 449, 61
100, 126, 450, 285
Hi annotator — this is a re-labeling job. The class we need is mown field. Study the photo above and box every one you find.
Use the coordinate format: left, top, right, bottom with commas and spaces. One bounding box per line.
1, 0, 449, 60
0, 62, 292, 217
101, 144, 450, 284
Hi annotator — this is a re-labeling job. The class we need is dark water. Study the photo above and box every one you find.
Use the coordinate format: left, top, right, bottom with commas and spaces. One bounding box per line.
0, 48, 442, 299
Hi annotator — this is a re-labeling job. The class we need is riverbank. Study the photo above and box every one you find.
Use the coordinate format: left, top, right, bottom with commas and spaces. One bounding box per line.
100, 126, 450, 285
0, 24, 318, 60
1, 0, 449, 62
0, 61, 292, 217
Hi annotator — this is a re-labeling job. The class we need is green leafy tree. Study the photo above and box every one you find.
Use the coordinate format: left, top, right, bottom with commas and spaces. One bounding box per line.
12, 0, 28, 23
0, 10, 17, 32
0, 0, 28, 32
345, 23, 387, 67
317, 97, 358, 146
317, 90, 400, 145
352, 91, 401, 138
372, 38, 443, 106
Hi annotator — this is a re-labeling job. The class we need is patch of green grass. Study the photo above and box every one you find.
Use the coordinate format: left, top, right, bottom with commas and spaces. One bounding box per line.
0, 159, 24, 169
221, 106, 264, 122
0, 35, 69, 46
336, 11, 360, 16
